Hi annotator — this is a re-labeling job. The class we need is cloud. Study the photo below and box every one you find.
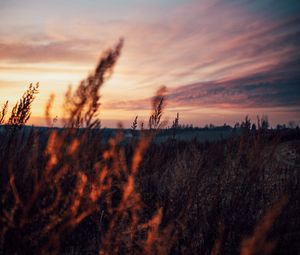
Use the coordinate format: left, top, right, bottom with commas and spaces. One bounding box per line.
89, 1, 300, 123
0, 39, 101, 63
1, 0, 300, 125
168, 77, 300, 109
1, 1, 299, 79
104, 57, 300, 112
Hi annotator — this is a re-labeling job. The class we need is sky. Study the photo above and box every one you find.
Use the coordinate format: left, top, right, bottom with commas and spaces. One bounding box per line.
0, 0, 300, 127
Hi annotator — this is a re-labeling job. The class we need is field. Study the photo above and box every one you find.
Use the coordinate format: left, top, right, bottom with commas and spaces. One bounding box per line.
1, 123, 300, 254
0, 42, 300, 255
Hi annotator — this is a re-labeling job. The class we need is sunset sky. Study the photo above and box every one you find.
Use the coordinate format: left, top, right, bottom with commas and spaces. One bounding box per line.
1, 0, 300, 127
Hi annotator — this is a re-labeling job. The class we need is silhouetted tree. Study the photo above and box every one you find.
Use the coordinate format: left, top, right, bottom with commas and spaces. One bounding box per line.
261, 115, 269, 130
234, 122, 240, 129
241, 116, 251, 135
288, 120, 296, 129
251, 123, 257, 133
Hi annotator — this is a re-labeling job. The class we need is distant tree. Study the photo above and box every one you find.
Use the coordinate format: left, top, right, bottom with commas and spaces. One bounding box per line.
251, 123, 257, 132
234, 122, 240, 129
261, 115, 269, 130
239, 116, 251, 141
241, 116, 251, 131
288, 120, 296, 129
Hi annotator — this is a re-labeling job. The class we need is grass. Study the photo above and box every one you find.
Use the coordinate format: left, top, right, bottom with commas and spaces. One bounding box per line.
0, 42, 299, 255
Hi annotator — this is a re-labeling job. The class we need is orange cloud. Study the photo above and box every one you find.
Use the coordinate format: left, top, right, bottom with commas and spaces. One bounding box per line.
1, 0, 299, 127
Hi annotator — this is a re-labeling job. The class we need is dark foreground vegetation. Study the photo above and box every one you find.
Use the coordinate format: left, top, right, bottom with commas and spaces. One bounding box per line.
1, 41, 300, 254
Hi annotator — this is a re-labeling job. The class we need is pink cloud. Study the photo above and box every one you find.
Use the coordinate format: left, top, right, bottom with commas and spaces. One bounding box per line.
1, 0, 299, 126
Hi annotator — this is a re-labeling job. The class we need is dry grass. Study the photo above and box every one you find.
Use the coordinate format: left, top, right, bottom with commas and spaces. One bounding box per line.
0, 42, 299, 254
